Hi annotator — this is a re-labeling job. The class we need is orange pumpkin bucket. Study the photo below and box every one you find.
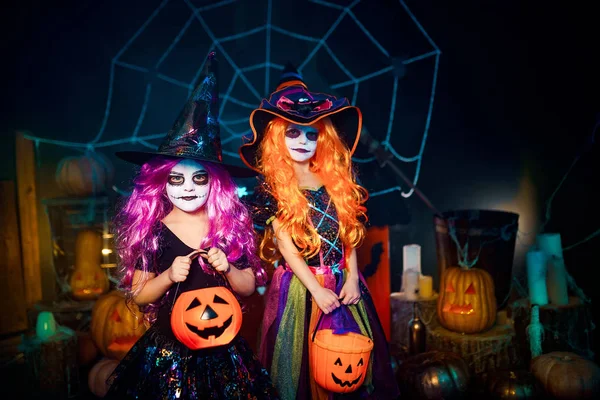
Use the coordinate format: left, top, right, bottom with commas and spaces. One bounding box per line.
309, 307, 374, 393
170, 287, 242, 350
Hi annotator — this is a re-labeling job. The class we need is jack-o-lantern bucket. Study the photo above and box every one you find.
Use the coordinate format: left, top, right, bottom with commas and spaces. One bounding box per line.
170, 287, 242, 350
310, 307, 374, 393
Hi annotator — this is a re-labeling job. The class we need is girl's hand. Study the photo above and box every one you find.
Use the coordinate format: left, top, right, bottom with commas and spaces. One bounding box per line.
311, 286, 341, 314
168, 250, 200, 283
201, 247, 231, 274
339, 277, 361, 305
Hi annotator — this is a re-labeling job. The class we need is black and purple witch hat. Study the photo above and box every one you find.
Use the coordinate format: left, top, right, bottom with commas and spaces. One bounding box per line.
239, 62, 362, 172
116, 52, 256, 178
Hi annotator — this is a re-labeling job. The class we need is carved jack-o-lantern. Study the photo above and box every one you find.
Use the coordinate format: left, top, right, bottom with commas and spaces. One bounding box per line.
170, 287, 242, 350
310, 330, 373, 393
437, 266, 497, 334
90, 290, 148, 360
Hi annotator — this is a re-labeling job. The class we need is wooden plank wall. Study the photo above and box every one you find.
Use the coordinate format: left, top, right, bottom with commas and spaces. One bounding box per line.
15, 132, 42, 309
0, 181, 28, 335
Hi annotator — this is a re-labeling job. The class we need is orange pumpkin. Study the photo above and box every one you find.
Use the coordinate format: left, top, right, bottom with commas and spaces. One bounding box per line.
55, 153, 114, 197
170, 287, 242, 350
530, 352, 600, 399
310, 329, 373, 393
437, 266, 497, 334
88, 357, 119, 397
70, 229, 109, 300
90, 290, 147, 360
77, 331, 100, 366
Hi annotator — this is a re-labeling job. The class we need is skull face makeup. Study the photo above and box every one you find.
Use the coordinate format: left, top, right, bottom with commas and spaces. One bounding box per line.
166, 159, 210, 213
285, 123, 318, 163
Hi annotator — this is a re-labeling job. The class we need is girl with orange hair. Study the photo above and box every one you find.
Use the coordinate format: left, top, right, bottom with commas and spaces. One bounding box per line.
240, 65, 399, 399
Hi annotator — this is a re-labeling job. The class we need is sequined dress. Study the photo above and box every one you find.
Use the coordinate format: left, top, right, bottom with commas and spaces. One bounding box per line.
251, 180, 400, 400
104, 225, 279, 399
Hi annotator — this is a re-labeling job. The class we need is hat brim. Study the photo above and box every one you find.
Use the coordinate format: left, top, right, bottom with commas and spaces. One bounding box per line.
239, 106, 362, 172
115, 151, 258, 178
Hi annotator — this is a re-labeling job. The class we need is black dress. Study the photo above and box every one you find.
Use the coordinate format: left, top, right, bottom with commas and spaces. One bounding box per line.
104, 224, 279, 399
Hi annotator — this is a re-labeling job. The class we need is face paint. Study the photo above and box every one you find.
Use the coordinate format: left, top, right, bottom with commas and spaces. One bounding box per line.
166, 159, 210, 213
285, 123, 318, 163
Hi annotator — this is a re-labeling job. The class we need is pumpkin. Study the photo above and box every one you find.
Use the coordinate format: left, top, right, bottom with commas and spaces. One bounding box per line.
396, 351, 470, 399
77, 330, 100, 366
88, 357, 119, 397
530, 351, 600, 399
310, 330, 373, 393
90, 290, 148, 360
482, 369, 539, 399
170, 287, 242, 350
55, 152, 114, 197
437, 266, 497, 334
70, 229, 109, 300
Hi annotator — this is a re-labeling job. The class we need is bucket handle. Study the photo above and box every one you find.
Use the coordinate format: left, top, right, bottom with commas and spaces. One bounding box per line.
311, 301, 372, 343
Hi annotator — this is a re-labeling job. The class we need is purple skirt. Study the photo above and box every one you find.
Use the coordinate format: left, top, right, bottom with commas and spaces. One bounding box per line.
259, 265, 400, 399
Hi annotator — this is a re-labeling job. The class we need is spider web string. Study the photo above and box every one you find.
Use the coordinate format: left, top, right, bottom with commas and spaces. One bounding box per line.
22, 0, 438, 201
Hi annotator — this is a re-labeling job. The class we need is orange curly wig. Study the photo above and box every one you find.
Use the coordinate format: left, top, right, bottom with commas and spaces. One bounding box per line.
256, 116, 368, 263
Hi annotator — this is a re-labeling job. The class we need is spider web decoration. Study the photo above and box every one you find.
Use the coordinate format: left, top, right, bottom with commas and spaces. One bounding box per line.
25, 0, 440, 222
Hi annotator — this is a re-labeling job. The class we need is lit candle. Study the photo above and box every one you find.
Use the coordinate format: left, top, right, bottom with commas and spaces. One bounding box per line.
419, 275, 433, 298
404, 270, 419, 301
537, 233, 568, 305
526, 249, 548, 306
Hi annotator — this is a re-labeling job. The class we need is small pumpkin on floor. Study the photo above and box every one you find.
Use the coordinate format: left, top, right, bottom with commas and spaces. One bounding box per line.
480, 369, 540, 399
530, 351, 600, 399
88, 357, 119, 398
396, 350, 470, 399
77, 330, 100, 366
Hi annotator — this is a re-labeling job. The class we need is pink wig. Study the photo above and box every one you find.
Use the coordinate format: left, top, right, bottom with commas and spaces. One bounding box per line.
114, 156, 266, 309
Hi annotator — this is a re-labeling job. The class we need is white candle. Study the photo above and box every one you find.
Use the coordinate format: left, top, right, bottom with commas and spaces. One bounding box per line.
404, 270, 419, 300
526, 250, 548, 306
403, 244, 421, 274
419, 275, 433, 298
537, 233, 563, 258
537, 233, 569, 305
547, 257, 569, 305
402, 244, 421, 292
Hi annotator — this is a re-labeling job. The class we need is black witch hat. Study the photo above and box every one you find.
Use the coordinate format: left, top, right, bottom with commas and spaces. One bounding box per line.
239, 62, 362, 172
116, 52, 256, 178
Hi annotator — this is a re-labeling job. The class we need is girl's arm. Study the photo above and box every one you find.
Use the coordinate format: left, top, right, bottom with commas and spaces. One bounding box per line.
202, 247, 256, 297
131, 250, 198, 306
339, 248, 361, 305
347, 248, 360, 283
223, 266, 256, 297
272, 219, 340, 314
131, 270, 172, 306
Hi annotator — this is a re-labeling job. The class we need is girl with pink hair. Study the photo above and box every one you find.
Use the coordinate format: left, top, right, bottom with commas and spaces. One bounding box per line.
104, 53, 279, 399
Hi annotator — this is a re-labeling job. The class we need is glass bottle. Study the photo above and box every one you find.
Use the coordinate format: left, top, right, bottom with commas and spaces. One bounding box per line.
408, 302, 426, 355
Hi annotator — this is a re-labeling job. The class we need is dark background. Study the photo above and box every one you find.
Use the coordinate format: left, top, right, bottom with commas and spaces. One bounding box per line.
2, 0, 598, 358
